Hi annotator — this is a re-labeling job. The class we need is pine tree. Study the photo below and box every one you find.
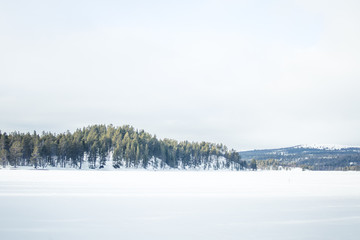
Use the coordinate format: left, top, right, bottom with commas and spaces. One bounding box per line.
250, 159, 257, 171
113, 143, 123, 168
124, 141, 130, 167
10, 140, 23, 168
0, 133, 9, 168
31, 140, 40, 169
0, 148, 9, 168
136, 145, 140, 167
143, 144, 149, 168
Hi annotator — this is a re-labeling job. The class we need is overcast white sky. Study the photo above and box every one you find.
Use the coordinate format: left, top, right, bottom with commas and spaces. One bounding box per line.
1, 0, 359, 150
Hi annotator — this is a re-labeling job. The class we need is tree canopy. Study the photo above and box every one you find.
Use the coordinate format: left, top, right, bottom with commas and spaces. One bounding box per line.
0, 125, 246, 170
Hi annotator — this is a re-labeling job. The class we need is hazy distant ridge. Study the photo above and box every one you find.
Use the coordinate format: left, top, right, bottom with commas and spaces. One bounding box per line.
240, 144, 360, 170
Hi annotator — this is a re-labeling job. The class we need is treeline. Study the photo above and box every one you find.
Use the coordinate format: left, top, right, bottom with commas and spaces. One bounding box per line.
255, 159, 280, 170
0, 125, 246, 170
240, 146, 360, 171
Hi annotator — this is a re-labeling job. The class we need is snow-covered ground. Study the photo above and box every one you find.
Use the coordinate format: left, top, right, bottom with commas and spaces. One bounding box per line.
1, 170, 360, 240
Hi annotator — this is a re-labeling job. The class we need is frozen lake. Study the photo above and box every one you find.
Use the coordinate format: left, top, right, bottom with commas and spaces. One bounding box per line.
1, 170, 360, 240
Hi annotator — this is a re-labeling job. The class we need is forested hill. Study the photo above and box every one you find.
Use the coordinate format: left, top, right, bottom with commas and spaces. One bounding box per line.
0, 125, 246, 170
240, 145, 360, 170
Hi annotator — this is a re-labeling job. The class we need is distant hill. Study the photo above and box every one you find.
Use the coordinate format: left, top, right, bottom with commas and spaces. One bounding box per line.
239, 145, 360, 170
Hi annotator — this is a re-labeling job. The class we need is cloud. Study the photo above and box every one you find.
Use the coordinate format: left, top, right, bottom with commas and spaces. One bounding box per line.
0, 0, 359, 149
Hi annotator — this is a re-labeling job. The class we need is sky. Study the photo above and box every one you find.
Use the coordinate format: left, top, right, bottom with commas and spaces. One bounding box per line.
1, 0, 359, 150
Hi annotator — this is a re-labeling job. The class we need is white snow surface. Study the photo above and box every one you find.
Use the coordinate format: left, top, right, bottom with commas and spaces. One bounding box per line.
1, 170, 360, 240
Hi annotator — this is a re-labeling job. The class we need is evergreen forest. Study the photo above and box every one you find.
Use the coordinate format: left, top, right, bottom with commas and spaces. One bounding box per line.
0, 125, 246, 170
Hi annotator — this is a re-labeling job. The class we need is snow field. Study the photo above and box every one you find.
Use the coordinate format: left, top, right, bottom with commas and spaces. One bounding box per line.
1, 170, 360, 240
